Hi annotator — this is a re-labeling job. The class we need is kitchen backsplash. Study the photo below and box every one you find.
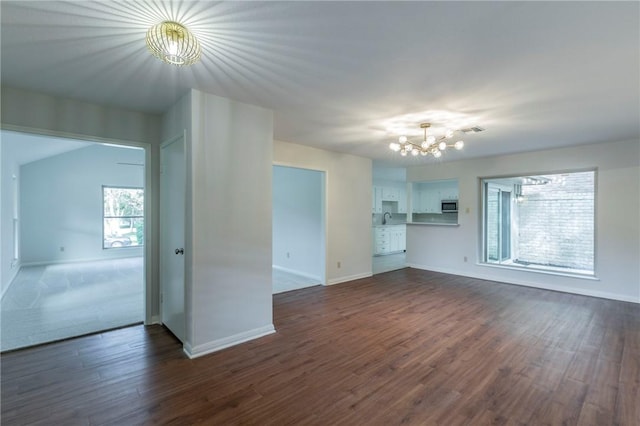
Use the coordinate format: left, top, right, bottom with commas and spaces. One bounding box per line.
372, 213, 407, 226
412, 213, 459, 224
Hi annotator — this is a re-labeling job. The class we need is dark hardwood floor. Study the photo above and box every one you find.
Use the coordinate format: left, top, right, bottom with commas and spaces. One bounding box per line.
2, 268, 639, 425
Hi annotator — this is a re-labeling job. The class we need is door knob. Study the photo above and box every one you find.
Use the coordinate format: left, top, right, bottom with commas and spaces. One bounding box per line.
175, 248, 184, 255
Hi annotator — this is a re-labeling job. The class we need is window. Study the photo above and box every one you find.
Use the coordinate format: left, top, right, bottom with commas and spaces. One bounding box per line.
103, 186, 144, 249
481, 170, 595, 276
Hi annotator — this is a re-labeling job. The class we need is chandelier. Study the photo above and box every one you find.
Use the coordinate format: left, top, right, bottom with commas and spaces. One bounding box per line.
389, 123, 466, 158
146, 21, 201, 66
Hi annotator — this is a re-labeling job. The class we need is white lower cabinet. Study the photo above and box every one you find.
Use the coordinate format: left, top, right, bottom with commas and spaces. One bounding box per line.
373, 228, 388, 254
373, 225, 406, 255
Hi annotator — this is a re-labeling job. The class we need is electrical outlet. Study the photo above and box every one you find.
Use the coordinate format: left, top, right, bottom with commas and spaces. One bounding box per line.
60, 246, 65, 252
286, 252, 290, 258
464, 256, 468, 262
465, 207, 470, 214
337, 261, 341, 268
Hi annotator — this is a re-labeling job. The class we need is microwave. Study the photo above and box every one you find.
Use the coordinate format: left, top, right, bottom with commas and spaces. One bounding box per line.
441, 200, 458, 213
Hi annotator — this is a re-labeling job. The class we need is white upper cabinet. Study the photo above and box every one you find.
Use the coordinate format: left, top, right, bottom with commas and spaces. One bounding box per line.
373, 184, 408, 213
382, 187, 399, 201
397, 187, 407, 213
411, 179, 459, 216
372, 186, 383, 213
440, 181, 459, 200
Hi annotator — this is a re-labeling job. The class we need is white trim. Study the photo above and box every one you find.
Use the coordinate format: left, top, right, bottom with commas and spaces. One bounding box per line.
143, 144, 153, 326
272, 265, 322, 283
478, 261, 598, 280
150, 315, 162, 325
183, 324, 276, 359
327, 272, 372, 286
272, 163, 328, 287
407, 263, 639, 304
0, 123, 154, 330
0, 123, 152, 148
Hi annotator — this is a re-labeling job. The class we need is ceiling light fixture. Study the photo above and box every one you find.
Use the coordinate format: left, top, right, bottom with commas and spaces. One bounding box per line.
389, 123, 469, 158
146, 21, 201, 66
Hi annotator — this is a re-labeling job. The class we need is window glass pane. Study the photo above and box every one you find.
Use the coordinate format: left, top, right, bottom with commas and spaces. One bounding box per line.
482, 171, 594, 275
103, 187, 144, 217
103, 187, 144, 249
485, 185, 500, 262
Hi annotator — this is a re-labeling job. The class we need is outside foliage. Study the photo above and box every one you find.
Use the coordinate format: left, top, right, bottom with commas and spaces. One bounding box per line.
103, 187, 144, 249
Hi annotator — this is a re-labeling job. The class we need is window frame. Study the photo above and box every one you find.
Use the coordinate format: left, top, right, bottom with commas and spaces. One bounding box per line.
102, 185, 144, 250
479, 168, 597, 278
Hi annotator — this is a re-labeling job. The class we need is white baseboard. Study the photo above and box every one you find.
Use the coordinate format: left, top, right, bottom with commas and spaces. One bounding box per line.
21, 254, 143, 267
327, 272, 372, 286
272, 265, 322, 283
406, 263, 639, 304
183, 324, 276, 359
149, 315, 162, 325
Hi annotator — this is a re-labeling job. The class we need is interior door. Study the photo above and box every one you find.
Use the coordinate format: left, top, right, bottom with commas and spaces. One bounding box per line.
160, 135, 185, 342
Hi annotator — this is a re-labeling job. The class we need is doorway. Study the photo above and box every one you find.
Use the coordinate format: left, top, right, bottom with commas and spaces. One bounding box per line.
0, 130, 147, 352
272, 166, 326, 293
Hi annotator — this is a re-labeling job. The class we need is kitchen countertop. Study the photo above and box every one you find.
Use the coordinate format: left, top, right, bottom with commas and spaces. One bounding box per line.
374, 222, 459, 227
406, 222, 459, 227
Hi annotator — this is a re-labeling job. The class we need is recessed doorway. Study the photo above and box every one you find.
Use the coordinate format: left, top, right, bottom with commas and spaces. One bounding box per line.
0, 130, 146, 351
272, 165, 326, 294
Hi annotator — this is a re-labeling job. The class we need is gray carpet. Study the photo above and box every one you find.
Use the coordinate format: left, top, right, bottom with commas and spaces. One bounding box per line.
1, 257, 143, 352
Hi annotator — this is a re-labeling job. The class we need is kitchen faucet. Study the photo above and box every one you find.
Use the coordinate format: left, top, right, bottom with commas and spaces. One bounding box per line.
383, 211, 392, 225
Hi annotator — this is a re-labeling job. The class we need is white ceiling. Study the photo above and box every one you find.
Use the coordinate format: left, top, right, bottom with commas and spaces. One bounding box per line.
1, 1, 638, 167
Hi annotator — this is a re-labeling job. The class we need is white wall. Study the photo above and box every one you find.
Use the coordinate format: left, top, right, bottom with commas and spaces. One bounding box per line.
373, 179, 407, 192
0, 86, 161, 321
162, 90, 275, 357
1, 87, 160, 145
406, 139, 640, 303
373, 166, 406, 183
20, 144, 144, 264
273, 166, 324, 281
274, 140, 373, 284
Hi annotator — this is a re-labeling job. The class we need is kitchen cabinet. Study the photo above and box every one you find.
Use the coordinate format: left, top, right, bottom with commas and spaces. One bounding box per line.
373, 227, 389, 254
372, 186, 383, 213
397, 189, 407, 213
411, 191, 420, 213
373, 225, 406, 255
382, 187, 399, 201
423, 190, 441, 213
412, 182, 460, 214
412, 188, 440, 213
373, 185, 408, 213
440, 185, 459, 201
388, 226, 406, 252
410, 179, 460, 223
